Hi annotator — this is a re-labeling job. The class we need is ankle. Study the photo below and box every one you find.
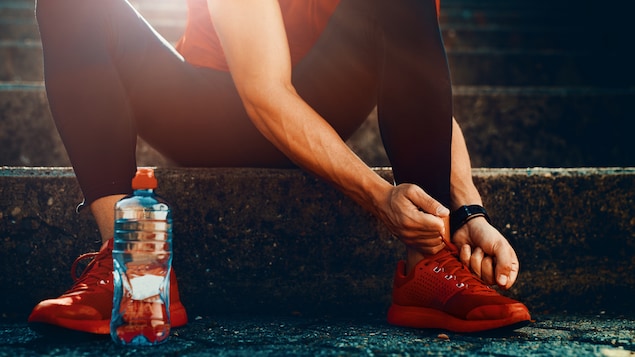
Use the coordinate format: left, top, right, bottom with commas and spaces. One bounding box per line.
404, 216, 451, 274
405, 243, 451, 274
405, 250, 427, 275
90, 194, 126, 242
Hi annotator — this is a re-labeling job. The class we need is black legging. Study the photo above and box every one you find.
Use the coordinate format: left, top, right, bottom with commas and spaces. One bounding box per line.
36, 0, 452, 208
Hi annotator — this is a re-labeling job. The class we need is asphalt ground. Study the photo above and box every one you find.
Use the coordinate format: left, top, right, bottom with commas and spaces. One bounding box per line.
1, 313, 634, 356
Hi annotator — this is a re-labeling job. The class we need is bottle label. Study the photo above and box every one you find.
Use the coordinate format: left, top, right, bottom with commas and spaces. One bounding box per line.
129, 275, 166, 302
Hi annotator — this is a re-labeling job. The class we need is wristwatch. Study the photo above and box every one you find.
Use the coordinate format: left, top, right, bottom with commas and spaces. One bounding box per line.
450, 205, 491, 235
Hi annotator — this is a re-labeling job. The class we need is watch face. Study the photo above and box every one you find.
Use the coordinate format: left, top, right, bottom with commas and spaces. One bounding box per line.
450, 205, 489, 234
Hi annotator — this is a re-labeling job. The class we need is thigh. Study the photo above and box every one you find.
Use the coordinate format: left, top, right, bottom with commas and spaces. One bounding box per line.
131, 0, 380, 167
132, 65, 294, 167
96, 2, 296, 167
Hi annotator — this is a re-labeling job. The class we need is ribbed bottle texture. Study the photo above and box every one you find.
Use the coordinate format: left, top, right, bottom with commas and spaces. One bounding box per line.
111, 168, 172, 346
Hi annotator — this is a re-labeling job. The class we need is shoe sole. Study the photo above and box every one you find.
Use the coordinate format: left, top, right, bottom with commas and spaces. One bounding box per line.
387, 303, 531, 333
28, 302, 188, 335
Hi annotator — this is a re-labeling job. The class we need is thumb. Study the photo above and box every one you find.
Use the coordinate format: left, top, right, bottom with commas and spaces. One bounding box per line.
493, 245, 519, 289
410, 187, 450, 217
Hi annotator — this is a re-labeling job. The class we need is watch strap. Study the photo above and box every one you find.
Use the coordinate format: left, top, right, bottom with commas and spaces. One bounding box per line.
450, 205, 491, 235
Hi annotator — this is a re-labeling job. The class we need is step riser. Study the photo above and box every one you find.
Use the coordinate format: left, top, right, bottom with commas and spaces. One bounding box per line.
443, 27, 604, 51
1, 167, 633, 321
2, 87, 633, 168
449, 52, 630, 87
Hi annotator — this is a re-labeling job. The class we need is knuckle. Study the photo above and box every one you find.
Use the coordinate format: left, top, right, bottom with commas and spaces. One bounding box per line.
403, 184, 420, 197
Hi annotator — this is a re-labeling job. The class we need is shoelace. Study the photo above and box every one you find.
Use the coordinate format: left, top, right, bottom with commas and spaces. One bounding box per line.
429, 247, 492, 294
68, 248, 113, 292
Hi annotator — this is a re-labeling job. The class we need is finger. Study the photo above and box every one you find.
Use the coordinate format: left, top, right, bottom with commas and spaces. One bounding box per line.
480, 256, 495, 285
493, 243, 520, 289
398, 232, 445, 252
415, 243, 447, 256
407, 185, 450, 217
401, 236, 446, 256
469, 247, 484, 278
403, 211, 446, 239
413, 235, 445, 249
459, 244, 471, 267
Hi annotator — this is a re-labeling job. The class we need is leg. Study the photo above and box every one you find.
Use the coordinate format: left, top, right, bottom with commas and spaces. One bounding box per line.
373, 0, 452, 270
37, 0, 300, 207
90, 195, 125, 242
36, 0, 141, 207
31, 0, 201, 333
290, 0, 452, 269
450, 119, 483, 209
375, 0, 453, 207
348, 0, 531, 332
37, 0, 194, 240
300, 0, 452, 218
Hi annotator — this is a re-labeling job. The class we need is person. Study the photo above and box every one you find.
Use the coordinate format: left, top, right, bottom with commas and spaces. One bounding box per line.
29, 0, 531, 334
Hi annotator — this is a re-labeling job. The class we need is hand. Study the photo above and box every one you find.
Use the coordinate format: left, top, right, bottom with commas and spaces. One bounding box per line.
452, 216, 519, 289
377, 184, 450, 256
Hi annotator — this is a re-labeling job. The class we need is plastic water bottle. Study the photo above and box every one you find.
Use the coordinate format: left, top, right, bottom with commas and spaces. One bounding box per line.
111, 168, 172, 346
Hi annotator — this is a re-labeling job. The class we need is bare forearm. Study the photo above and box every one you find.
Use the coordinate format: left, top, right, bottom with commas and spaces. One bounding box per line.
243, 87, 392, 215
209, 0, 450, 253
208, 0, 391, 215
450, 118, 483, 210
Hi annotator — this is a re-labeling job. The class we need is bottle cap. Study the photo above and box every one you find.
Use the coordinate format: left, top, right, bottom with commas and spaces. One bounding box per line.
131, 168, 158, 190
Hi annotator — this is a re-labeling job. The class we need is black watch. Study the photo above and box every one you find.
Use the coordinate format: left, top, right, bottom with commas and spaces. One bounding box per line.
450, 205, 491, 235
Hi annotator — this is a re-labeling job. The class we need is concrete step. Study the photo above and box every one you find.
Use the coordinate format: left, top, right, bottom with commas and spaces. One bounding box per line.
438, 0, 627, 43
448, 49, 629, 87
441, 24, 610, 51
451, 86, 635, 168
439, 0, 598, 11
1, 166, 633, 321
0, 40, 41, 82
2, 83, 633, 168
3, 41, 629, 86
439, 8, 589, 27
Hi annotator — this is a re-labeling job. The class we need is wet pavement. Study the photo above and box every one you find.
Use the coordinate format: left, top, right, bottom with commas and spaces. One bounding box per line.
1, 313, 634, 356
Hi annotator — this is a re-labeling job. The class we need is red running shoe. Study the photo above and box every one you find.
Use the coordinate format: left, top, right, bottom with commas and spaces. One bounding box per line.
28, 239, 188, 334
387, 244, 531, 333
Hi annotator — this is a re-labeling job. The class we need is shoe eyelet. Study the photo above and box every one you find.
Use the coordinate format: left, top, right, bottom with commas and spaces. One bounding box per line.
456, 283, 466, 288
433, 266, 442, 273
